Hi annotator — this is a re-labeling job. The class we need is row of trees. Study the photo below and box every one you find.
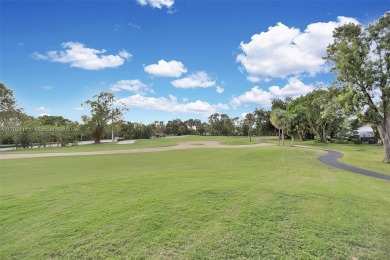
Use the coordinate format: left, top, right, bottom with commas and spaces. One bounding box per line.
0, 84, 287, 148
0, 83, 385, 158
0, 88, 80, 148
78, 91, 281, 142
267, 88, 345, 146
0, 89, 368, 148
0, 83, 383, 155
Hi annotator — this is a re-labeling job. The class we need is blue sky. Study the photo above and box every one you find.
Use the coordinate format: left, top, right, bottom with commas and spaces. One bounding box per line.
1, 0, 388, 124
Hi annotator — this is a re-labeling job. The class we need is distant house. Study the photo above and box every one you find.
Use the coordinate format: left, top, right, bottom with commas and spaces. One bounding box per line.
353, 125, 378, 144
355, 125, 375, 138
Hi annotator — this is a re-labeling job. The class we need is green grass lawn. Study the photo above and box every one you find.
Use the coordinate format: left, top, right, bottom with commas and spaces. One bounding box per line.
1, 146, 389, 259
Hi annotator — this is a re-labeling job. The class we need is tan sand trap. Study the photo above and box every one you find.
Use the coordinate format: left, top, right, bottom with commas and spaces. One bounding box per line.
0, 141, 272, 160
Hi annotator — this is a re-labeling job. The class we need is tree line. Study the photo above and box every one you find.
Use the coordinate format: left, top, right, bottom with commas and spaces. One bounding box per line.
0, 84, 275, 147
0, 83, 372, 147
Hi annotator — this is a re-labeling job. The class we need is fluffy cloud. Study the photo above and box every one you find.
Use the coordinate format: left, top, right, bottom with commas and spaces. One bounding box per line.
117, 94, 229, 116
33, 42, 132, 70
110, 79, 153, 94
171, 71, 216, 89
136, 0, 174, 9
247, 76, 261, 83
237, 16, 359, 79
144, 60, 187, 77
216, 86, 225, 94
230, 87, 273, 107
230, 77, 314, 107
268, 77, 314, 98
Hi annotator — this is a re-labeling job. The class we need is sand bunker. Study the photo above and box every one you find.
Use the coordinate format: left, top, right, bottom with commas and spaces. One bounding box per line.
0, 141, 271, 160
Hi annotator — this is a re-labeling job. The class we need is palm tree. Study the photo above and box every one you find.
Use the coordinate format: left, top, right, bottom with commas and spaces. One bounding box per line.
244, 113, 255, 142
270, 109, 290, 146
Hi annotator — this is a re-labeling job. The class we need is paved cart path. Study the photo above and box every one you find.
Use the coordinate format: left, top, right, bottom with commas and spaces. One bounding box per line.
294, 145, 390, 181
318, 149, 390, 180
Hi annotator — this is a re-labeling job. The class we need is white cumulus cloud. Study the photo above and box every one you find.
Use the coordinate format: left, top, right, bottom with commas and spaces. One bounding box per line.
247, 76, 261, 83
230, 87, 273, 107
237, 16, 359, 79
33, 42, 132, 70
230, 77, 314, 108
269, 77, 314, 98
110, 79, 153, 94
216, 86, 225, 94
136, 0, 174, 9
171, 71, 216, 89
144, 60, 187, 77
117, 94, 229, 116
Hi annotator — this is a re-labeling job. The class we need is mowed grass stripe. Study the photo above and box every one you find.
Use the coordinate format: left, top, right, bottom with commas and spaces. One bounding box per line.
1, 147, 389, 259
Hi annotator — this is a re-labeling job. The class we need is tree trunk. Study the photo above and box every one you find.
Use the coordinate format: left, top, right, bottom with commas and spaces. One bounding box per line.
278, 129, 281, 146
322, 127, 327, 143
291, 136, 295, 146
378, 115, 390, 163
384, 133, 390, 163
93, 125, 103, 144
282, 128, 284, 146
111, 125, 114, 142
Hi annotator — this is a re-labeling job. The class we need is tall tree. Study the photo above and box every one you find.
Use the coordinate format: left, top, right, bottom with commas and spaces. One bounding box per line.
0, 83, 24, 126
286, 106, 310, 142
166, 118, 185, 136
253, 108, 276, 136
244, 113, 255, 142
198, 122, 209, 136
152, 121, 165, 137
327, 12, 390, 162
287, 89, 344, 143
82, 92, 127, 144
271, 97, 293, 111
0, 83, 27, 145
208, 113, 235, 136
270, 109, 290, 146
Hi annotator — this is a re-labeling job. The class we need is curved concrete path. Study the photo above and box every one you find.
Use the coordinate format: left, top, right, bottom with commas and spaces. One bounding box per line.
0, 141, 271, 160
318, 149, 390, 180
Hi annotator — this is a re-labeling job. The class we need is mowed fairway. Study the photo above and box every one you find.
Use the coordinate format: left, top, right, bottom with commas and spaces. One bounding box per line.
1, 145, 390, 259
